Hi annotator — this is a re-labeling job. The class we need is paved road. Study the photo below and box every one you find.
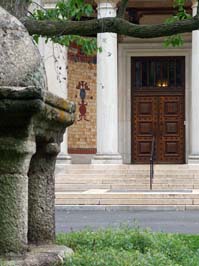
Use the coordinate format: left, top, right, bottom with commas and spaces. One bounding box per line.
55, 208, 199, 234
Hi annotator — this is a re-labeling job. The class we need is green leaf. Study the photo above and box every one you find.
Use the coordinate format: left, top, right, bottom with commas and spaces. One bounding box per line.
32, 0, 96, 55
164, 0, 190, 48
33, 34, 39, 44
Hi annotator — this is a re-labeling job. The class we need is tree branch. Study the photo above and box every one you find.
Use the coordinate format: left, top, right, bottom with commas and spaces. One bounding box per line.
1, 0, 31, 18
117, 0, 128, 18
24, 16, 199, 39
197, 0, 199, 15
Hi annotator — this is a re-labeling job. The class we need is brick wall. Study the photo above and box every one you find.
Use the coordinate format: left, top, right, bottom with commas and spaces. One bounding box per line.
68, 45, 97, 154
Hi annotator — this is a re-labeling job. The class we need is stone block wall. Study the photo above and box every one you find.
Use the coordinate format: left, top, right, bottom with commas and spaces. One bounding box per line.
68, 45, 97, 154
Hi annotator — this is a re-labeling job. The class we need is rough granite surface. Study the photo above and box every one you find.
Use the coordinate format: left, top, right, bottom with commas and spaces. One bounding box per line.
0, 6, 47, 89
0, 245, 73, 266
0, 5, 75, 259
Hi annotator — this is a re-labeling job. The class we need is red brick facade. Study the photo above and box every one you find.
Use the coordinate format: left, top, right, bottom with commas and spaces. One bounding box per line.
68, 45, 97, 154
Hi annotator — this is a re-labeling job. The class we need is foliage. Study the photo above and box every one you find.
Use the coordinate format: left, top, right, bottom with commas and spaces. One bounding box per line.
32, 0, 197, 53
164, 0, 192, 47
33, 0, 93, 21
32, 0, 198, 52
56, 226, 199, 266
33, 0, 97, 55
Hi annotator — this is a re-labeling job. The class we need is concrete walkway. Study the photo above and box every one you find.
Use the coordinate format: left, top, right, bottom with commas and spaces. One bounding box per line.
55, 208, 199, 234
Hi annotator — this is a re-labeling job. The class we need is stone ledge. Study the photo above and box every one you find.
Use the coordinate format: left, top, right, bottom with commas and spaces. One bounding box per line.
0, 245, 73, 266
0, 87, 76, 115
92, 154, 123, 164
0, 87, 75, 127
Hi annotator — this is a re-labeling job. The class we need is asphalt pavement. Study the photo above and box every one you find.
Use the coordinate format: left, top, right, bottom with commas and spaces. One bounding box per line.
55, 208, 199, 234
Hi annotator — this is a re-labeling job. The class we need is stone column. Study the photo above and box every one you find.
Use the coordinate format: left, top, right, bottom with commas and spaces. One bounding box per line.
38, 38, 71, 165
0, 116, 35, 254
28, 95, 75, 245
189, 0, 199, 163
28, 141, 60, 244
92, 0, 122, 164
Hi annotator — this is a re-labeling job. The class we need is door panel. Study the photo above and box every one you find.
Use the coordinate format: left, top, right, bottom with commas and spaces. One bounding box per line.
132, 96, 158, 163
132, 95, 185, 163
159, 96, 185, 163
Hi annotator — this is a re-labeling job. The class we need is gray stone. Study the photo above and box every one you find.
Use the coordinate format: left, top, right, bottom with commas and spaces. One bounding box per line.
0, 7, 47, 251
0, 6, 47, 89
28, 143, 59, 244
0, 89, 75, 255
0, 245, 73, 266
0, 113, 36, 254
27, 96, 74, 244
0, 6, 75, 257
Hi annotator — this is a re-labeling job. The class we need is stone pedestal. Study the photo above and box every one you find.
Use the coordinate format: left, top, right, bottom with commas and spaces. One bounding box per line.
189, 0, 199, 164
0, 6, 75, 259
0, 5, 45, 254
0, 88, 75, 254
0, 245, 73, 266
92, 0, 122, 164
57, 131, 72, 165
28, 93, 75, 244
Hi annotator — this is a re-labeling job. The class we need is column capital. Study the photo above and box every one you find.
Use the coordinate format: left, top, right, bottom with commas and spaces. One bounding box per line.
192, 0, 198, 11
192, 0, 198, 16
95, 0, 120, 18
95, 0, 120, 4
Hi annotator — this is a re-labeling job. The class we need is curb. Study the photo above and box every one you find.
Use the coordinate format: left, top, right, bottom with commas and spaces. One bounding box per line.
56, 205, 199, 211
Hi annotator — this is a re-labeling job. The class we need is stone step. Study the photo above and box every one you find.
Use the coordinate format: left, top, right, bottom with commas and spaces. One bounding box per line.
55, 165, 199, 206
55, 184, 149, 191
55, 174, 197, 181
55, 180, 196, 188
55, 184, 195, 192
56, 177, 149, 183
56, 164, 199, 170
55, 177, 197, 190
152, 184, 194, 189
56, 169, 199, 176
56, 176, 196, 183
55, 183, 194, 187
56, 174, 149, 179
55, 191, 199, 205
56, 191, 199, 199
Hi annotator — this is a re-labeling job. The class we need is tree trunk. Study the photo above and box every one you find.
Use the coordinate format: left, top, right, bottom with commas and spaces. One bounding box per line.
0, 0, 31, 19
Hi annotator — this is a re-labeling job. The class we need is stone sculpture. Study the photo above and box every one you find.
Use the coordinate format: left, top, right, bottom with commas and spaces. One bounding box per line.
0, 6, 75, 265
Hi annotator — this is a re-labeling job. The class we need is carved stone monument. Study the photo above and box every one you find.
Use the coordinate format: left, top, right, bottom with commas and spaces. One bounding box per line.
0, 6, 74, 265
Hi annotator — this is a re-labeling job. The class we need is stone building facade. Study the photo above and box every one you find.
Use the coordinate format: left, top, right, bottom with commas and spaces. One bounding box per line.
39, 0, 199, 165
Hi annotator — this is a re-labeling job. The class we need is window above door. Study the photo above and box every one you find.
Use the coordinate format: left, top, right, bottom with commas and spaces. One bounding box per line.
132, 57, 185, 91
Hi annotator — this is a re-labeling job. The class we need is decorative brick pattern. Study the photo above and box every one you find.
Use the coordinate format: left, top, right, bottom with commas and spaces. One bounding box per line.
68, 46, 97, 153
76, 81, 90, 122
68, 148, 97, 154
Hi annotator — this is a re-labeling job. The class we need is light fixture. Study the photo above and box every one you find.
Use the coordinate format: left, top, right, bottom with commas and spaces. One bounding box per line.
156, 80, 168, 87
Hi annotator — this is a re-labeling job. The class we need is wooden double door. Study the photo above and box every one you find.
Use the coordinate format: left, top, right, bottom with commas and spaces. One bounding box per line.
131, 57, 185, 164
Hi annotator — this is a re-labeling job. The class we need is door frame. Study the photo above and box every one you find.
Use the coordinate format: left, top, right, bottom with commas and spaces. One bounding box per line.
118, 38, 191, 164
131, 56, 185, 164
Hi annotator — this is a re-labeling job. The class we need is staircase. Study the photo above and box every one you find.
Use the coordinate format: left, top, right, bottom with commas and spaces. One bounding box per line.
55, 164, 199, 209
